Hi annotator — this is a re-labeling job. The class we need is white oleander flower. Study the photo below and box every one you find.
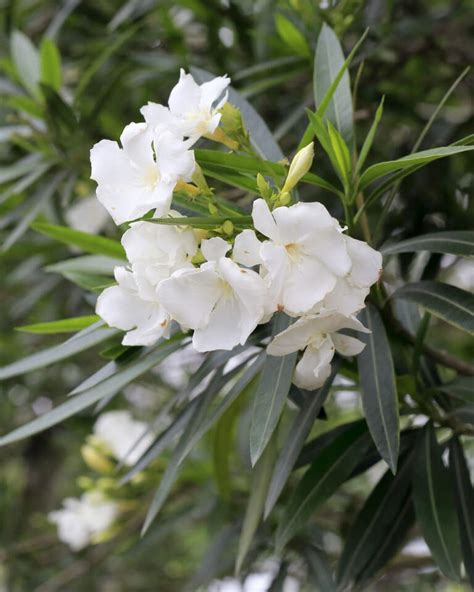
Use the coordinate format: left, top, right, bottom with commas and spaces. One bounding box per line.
49, 492, 118, 551
121, 218, 198, 300
96, 266, 170, 346
267, 312, 369, 391
233, 199, 351, 317
94, 410, 154, 466
141, 69, 230, 143
90, 122, 195, 225
320, 235, 382, 316
157, 237, 267, 352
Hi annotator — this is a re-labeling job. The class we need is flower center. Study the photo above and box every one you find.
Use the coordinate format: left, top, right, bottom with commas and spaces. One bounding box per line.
143, 165, 160, 189
285, 242, 301, 261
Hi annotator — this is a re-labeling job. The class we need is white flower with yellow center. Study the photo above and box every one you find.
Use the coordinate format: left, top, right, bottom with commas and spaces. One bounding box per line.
267, 312, 370, 391
141, 69, 230, 143
157, 237, 267, 352
90, 122, 195, 225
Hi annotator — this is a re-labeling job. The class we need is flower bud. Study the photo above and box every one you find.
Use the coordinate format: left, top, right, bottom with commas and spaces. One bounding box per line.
256, 173, 271, 199
282, 142, 314, 193
278, 191, 291, 206
222, 220, 234, 236
81, 444, 115, 474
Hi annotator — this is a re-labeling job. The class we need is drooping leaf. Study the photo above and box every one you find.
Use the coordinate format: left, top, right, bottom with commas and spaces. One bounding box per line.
382, 231, 474, 257
357, 304, 399, 473
15, 315, 99, 334
337, 453, 414, 588
0, 322, 118, 381
449, 438, 474, 586
32, 222, 125, 259
413, 424, 461, 580
40, 38, 62, 90
275, 421, 369, 552
393, 281, 474, 335
0, 340, 182, 445
314, 23, 354, 147
191, 67, 284, 161
264, 361, 340, 517
250, 314, 297, 466
359, 145, 474, 188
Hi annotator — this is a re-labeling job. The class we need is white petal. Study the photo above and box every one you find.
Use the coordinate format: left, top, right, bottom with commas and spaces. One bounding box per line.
251, 199, 280, 241
120, 122, 154, 167
345, 236, 383, 288
157, 264, 221, 329
293, 339, 335, 391
155, 130, 195, 182
140, 102, 183, 136
332, 333, 366, 356
201, 236, 231, 262
232, 229, 263, 267
192, 296, 243, 352
267, 317, 317, 356
322, 278, 369, 316
302, 226, 351, 277
168, 69, 201, 115
272, 201, 334, 244
199, 75, 230, 111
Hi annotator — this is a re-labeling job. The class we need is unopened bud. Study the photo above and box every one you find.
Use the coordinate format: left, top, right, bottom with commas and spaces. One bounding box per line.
282, 142, 314, 193
222, 220, 234, 236
81, 444, 115, 474
256, 173, 271, 199
278, 191, 291, 206
208, 203, 218, 215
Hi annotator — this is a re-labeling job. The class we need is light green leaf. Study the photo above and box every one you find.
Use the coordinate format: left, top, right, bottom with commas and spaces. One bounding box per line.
250, 314, 297, 466
0, 340, 182, 446
359, 145, 474, 188
275, 14, 310, 57
0, 322, 117, 381
413, 424, 461, 580
40, 38, 62, 90
358, 304, 400, 473
264, 362, 339, 517
393, 281, 474, 335
16, 315, 99, 334
10, 30, 41, 98
32, 222, 125, 259
326, 120, 351, 185
45, 255, 122, 276
382, 231, 474, 257
275, 421, 369, 552
355, 96, 385, 175
314, 24, 354, 147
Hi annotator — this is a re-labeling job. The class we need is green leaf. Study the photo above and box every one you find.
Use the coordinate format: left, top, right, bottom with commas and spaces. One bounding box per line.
275, 421, 369, 553
413, 424, 462, 580
16, 315, 99, 334
236, 431, 277, 574
355, 96, 385, 175
10, 30, 41, 99
449, 437, 474, 586
32, 222, 125, 259
275, 14, 310, 57
41, 84, 77, 130
191, 67, 284, 161
337, 453, 414, 588
438, 377, 474, 404
148, 214, 252, 229
0, 340, 181, 446
314, 23, 354, 147
0, 154, 43, 185
359, 145, 474, 188
250, 314, 297, 466
392, 281, 474, 335
264, 362, 339, 517
326, 120, 351, 185
40, 38, 62, 90
304, 545, 336, 592
45, 255, 122, 276
0, 322, 118, 381
357, 304, 400, 473
381, 230, 474, 257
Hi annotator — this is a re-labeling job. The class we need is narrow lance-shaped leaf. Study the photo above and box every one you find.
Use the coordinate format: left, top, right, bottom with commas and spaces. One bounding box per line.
15, 315, 99, 334
449, 437, 474, 586
355, 96, 385, 175
40, 37, 62, 90
250, 314, 297, 466
382, 230, 474, 257
264, 361, 340, 517
438, 376, 474, 404
413, 424, 461, 580
314, 23, 354, 147
276, 421, 369, 553
393, 281, 474, 335
303, 545, 337, 592
10, 30, 41, 99
357, 304, 399, 473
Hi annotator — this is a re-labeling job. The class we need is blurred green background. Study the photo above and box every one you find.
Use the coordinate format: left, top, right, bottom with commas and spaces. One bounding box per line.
0, 0, 473, 590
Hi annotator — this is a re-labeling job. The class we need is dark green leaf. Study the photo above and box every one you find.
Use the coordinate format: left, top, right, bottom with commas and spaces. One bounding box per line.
358, 304, 399, 473
393, 281, 474, 335
275, 421, 369, 552
304, 545, 336, 592
32, 222, 125, 259
438, 377, 474, 404
250, 314, 297, 466
449, 438, 474, 586
413, 424, 461, 580
382, 231, 474, 257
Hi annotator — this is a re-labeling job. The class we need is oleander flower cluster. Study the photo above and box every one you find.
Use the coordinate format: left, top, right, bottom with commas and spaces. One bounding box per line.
90, 70, 382, 391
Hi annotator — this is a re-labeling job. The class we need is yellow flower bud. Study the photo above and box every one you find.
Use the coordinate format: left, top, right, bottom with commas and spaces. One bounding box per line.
256, 173, 271, 199
81, 444, 115, 474
282, 142, 314, 193
222, 220, 234, 236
